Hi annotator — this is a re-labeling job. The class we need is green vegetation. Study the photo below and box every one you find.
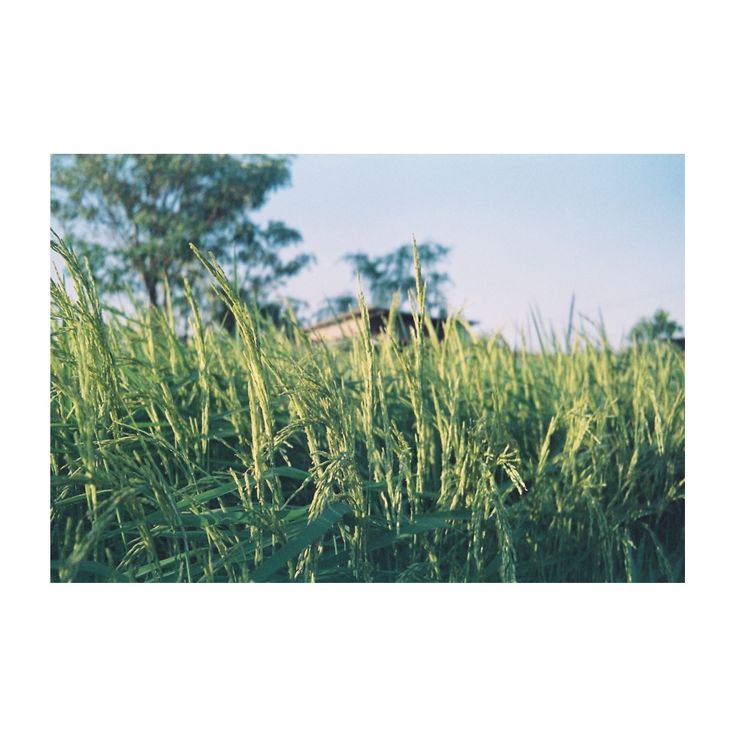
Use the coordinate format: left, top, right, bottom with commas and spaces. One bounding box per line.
343, 241, 451, 316
628, 309, 684, 344
51, 236, 685, 582
51, 154, 311, 320
314, 241, 451, 322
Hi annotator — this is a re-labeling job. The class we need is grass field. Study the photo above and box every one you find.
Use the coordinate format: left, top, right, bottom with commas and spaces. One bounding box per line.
50, 237, 685, 582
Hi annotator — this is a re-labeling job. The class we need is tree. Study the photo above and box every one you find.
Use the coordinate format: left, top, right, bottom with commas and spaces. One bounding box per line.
342, 241, 451, 317
51, 155, 313, 317
628, 309, 683, 343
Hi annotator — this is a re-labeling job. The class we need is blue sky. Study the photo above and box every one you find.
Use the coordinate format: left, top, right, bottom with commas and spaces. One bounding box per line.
253, 154, 684, 344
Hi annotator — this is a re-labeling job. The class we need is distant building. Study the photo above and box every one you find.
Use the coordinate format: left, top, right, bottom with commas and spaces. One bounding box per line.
306, 307, 470, 344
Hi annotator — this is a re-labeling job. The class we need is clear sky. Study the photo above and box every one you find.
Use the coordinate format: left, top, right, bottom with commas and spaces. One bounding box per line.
253, 154, 684, 344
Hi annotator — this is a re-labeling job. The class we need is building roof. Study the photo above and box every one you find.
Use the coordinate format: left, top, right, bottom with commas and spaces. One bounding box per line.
307, 307, 477, 332
308, 306, 393, 331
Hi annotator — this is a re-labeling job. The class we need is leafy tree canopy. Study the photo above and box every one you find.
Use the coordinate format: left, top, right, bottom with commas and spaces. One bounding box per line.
51, 154, 313, 316
343, 241, 451, 317
628, 309, 683, 343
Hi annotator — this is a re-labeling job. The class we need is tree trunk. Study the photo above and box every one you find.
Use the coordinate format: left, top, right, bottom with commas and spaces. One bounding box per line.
143, 273, 159, 307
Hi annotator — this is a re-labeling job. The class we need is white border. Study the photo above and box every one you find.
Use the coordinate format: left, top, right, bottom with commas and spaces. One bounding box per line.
4, 2, 734, 734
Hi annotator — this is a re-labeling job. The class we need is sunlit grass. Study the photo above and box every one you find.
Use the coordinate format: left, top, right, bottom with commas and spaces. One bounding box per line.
50, 236, 684, 582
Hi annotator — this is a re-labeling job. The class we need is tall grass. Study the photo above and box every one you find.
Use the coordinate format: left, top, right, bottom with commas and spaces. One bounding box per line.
50, 236, 685, 582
